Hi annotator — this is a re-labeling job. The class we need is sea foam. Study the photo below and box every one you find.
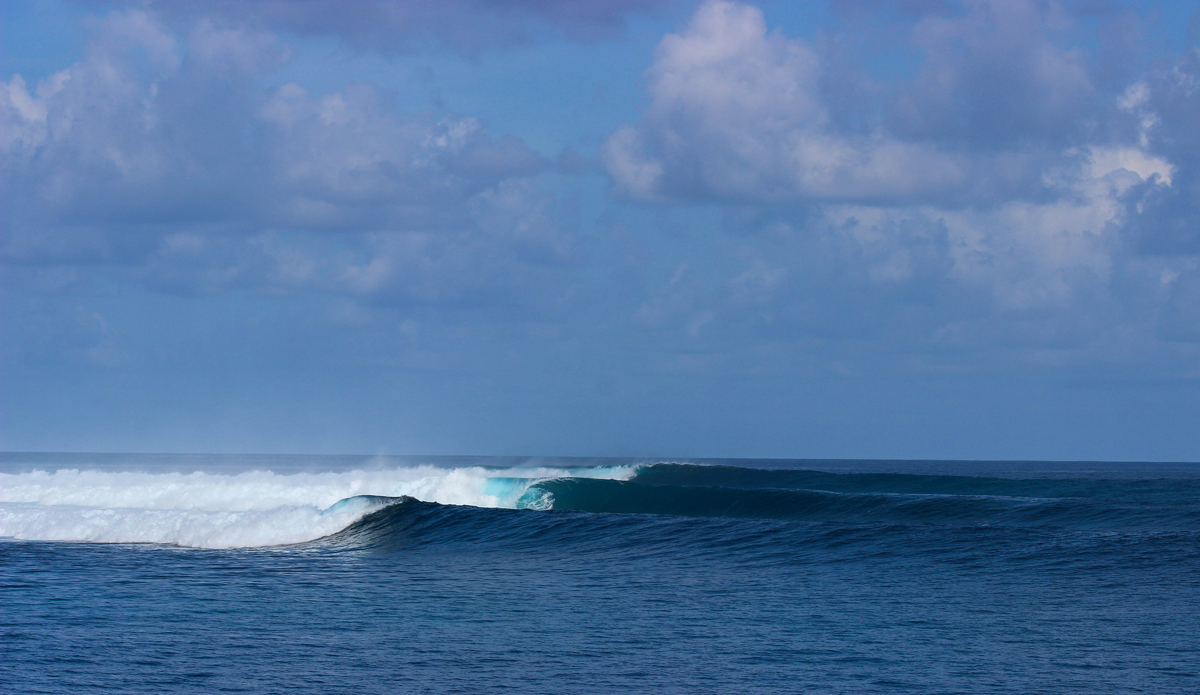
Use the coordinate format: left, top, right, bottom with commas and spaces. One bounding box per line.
0, 464, 636, 548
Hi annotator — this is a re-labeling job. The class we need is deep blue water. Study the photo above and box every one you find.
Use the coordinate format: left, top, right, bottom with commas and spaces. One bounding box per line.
2, 455, 1199, 693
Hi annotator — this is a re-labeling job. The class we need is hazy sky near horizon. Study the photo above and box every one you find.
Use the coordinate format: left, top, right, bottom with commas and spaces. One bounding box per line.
3, 0, 1200, 460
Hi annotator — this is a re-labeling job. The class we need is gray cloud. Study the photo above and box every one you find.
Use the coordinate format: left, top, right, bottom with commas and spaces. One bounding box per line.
79, 0, 675, 54
889, 0, 1096, 147
1119, 49, 1200, 255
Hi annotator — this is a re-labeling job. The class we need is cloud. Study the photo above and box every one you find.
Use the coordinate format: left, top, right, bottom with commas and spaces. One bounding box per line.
600, 0, 1200, 368
601, 0, 1124, 206
4, 0, 1199, 383
1, 8, 570, 308
1118, 49, 1200, 255
890, 0, 1095, 147
257, 82, 543, 231
79, 0, 674, 54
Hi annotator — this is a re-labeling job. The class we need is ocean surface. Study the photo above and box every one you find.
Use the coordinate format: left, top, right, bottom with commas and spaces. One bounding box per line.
2, 453, 1198, 694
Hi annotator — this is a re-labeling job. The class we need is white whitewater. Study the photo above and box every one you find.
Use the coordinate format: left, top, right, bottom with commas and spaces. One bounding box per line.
0, 464, 637, 549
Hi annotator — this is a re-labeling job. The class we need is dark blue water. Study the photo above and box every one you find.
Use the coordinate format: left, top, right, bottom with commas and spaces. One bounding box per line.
2, 456, 1199, 693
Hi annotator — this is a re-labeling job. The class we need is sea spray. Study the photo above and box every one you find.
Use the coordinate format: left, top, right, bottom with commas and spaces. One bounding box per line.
0, 464, 637, 547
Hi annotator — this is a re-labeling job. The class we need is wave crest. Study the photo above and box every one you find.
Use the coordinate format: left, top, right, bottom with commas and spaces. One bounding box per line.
0, 464, 636, 548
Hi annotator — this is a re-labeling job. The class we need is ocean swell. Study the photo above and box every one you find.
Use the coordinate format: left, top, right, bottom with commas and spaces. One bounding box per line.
2, 461, 1197, 549
530, 477, 1200, 530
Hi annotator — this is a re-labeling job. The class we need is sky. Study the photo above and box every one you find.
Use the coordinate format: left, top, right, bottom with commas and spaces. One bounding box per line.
2, 0, 1199, 460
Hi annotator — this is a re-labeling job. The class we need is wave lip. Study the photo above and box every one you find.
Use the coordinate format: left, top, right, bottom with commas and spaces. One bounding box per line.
0, 464, 637, 548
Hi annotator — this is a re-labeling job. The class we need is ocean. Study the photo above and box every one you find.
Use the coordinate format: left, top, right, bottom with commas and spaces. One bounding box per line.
2, 453, 1198, 694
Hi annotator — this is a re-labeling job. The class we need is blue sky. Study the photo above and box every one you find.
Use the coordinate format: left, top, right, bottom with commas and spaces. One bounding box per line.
3, 0, 1200, 460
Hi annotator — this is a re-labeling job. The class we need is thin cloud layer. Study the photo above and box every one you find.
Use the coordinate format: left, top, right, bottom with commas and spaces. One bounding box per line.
82, 0, 674, 53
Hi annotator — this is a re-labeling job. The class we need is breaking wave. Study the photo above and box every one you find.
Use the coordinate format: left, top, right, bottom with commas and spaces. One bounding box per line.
0, 464, 635, 548
2, 460, 1197, 549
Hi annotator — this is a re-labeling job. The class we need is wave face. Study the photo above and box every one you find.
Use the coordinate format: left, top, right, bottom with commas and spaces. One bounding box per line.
2, 457, 1198, 548
527, 464, 1200, 531
0, 463, 635, 548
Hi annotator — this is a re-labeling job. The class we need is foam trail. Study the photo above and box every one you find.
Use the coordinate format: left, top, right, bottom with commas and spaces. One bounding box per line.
0, 464, 637, 548
0, 502, 386, 549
